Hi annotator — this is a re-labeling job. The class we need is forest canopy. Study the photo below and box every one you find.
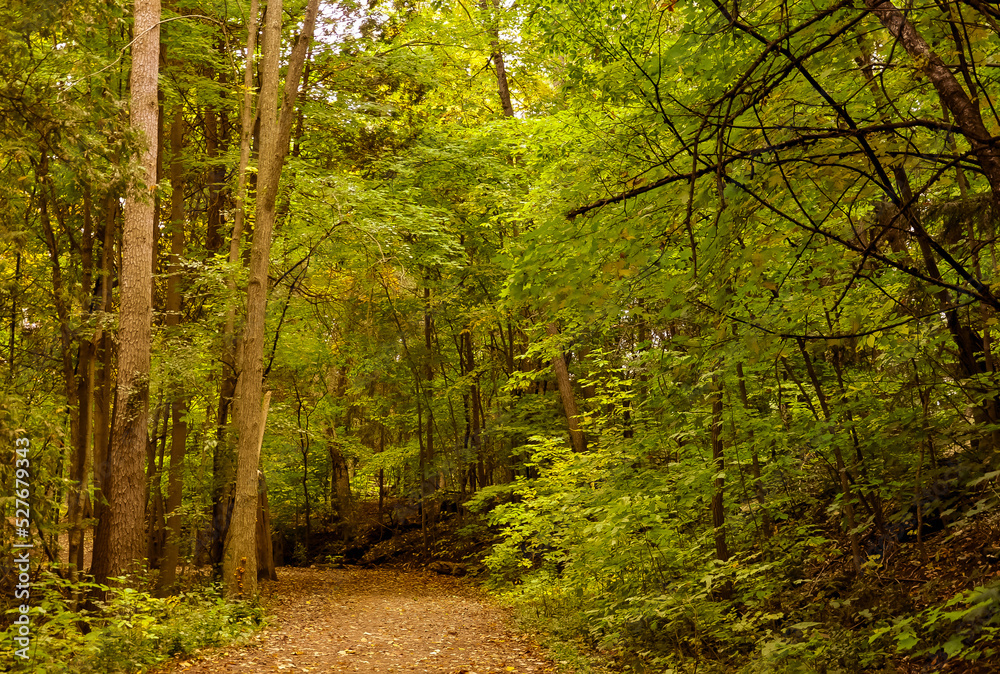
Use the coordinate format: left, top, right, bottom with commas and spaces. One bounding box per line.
2, 0, 1000, 671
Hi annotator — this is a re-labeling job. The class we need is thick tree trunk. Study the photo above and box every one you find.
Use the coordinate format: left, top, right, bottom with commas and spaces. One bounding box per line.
221, 0, 279, 585
329, 430, 352, 536
92, 0, 160, 585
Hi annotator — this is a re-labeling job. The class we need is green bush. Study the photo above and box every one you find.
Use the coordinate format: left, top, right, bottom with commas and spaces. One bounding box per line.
869, 583, 1000, 667
0, 571, 265, 673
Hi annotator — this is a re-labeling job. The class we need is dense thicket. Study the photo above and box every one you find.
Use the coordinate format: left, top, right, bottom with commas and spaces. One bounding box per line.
2, 0, 1000, 671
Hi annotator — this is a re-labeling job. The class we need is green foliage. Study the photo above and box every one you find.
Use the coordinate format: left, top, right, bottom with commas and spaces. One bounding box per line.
870, 584, 1000, 665
0, 573, 264, 673
6, 0, 1000, 671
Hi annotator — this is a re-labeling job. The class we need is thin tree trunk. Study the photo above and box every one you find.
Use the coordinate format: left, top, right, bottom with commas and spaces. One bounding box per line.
204, 95, 225, 253
7, 249, 18, 383
92, 195, 116, 534
37, 154, 88, 580
223, 0, 320, 598
735, 361, 772, 539
211, 0, 260, 570
481, 0, 514, 116
864, 0, 1000, 215
157, 105, 188, 595
296, 395, 311, 557
146, 399, 168, 569
710, 374, 729, 564
795, 340, 863, 574
68, 188, 97, 579
546, 323, 586, 452
424, 287, 435, 467
463, 330, 483, 492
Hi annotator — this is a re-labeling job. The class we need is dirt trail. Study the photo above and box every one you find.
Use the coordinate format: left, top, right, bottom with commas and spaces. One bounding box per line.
157, 567, 560, 673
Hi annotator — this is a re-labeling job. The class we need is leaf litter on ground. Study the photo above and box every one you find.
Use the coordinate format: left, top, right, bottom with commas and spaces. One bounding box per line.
154, 566, 560, 673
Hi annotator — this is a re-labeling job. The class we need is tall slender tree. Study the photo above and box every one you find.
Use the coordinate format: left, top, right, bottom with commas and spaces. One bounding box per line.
223, 0, 320, 598
92, 0, 161, 584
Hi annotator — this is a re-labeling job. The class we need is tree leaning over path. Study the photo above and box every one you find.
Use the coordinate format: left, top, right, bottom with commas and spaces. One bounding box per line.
222, 0, 320, 599
91, 0, 160, 586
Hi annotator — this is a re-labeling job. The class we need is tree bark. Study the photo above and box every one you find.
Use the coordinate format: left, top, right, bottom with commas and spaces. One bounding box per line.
68, 188, 97, 579
92, 196, 116, 535
37, 153, 90, 580
710, 374, 729, 564
481, 0, 514, 116
256, 470, 277, 581
223, 0, 320, 599
157, 105, 188, 595
211, 0, 260, 570
92, 0, 160, 585
865, 0, 1000, 214
546, 323, 586, 452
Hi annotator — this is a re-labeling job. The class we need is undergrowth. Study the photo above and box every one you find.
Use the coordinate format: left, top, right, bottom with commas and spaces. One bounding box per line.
0, 571, 265, 673
472, 438, 1000, 674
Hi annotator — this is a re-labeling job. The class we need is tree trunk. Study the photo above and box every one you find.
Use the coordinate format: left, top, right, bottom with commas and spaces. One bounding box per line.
296, 396, 311, 556
223, 0, 321, 598
92, 195, 116, 534
463, 330, 483, 492
710, 374, 729, 564
6, 251, 18, 383
796, 341, 863, 574
735, 362, 772, 540
424, 287, 435, 468
68, 188, 97, 579
256, 470, 277, 580
211, 0, 260, 570
146, 401, 168, 569
546, 323, 586, 452
91, 0, 160, 586
865, 0, 1000, 216
329, 429, 352, 537
157, 105, 188, 595
37, 153, 88, 580
481, 0, 514, 116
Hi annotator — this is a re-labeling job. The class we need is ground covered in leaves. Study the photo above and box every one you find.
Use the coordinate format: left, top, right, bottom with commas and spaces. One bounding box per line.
156, 567, 560, 674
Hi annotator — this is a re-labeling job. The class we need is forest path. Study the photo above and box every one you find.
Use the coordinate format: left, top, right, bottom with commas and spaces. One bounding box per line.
157, 567, 560, 674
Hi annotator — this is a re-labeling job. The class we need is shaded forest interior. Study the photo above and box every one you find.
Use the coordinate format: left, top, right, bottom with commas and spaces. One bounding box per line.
3, 0, 1000, 672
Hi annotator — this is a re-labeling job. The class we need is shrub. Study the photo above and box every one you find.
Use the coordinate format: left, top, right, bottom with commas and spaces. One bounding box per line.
0, 571, 264, 672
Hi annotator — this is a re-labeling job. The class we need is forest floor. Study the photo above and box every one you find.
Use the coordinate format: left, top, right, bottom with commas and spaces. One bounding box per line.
153, 566, 562, 674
